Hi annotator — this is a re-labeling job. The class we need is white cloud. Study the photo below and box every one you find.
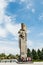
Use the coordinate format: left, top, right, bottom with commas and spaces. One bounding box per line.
27, 3, 32, 9
27, 29, 31, 34
39, 13, 43, 22
0, 0, 8, 24
0, 0, 21, 38
0, 46, 19, 55
4, 15, 31, 41
27, 39, 43, 50
39, 32, 43, 36
0, 0, 7, 9
4, 15, 11, 23
0, 27, 7, 37
5, 19, 21, 38
20, 0, 35, 13
20, 0, 25, 2
0, 0, 20, 38
0, 0, 16, 24
32, 8, 35, 13
27, 40, 33, 48
33, 42, 43, 50
8, 0, 15, 2
0, 41, 20, 55
4, 15, 20, 40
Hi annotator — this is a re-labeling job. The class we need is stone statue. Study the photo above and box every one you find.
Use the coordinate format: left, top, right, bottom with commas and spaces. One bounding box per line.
18, 23, 27, 61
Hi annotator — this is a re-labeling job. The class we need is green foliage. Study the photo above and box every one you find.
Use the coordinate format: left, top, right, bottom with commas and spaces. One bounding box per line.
37, 49, 41, 60
0, 48, 43, 61
27, 48, 31, 57
41, 48, 43, 60
27, 48, 43, 61
7, 54, 16, 59
32, 49, 38, 60
15, 54, 20, 59
0, 53, 16, 60
0, 53, 7, 59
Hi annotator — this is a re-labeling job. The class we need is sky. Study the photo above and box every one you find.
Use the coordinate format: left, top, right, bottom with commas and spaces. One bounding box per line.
0, 0, 43, 55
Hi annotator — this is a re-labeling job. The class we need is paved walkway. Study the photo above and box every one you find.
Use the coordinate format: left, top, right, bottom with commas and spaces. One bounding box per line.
0, 62, 43, 65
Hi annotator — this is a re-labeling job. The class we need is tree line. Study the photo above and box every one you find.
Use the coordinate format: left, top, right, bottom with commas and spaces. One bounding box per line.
27, 48, 43, 60
0, 54, 19, 60
0, 48, 43, 60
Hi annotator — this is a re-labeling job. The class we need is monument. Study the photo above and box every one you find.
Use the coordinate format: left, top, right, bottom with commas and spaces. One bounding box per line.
18, 23, 27, 61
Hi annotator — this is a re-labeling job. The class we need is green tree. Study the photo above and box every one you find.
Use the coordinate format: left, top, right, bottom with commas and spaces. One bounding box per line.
0, 53, 7, 59
7, 54, 15, 59
27, 48, 31, 57
15, 54, 19, 59
37, 49, 41, 60
32, 49, 38, 60
41, 48, 43, 60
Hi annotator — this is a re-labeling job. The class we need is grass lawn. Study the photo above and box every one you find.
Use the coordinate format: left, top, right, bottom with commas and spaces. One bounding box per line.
33, 60, 43, 62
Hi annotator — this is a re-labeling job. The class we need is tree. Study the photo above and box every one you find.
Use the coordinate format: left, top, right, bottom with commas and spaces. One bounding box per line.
41, 48, 43, 60
7, 54, 15, 59
0, 53, 7, 59
27, 48, 31, 57
32, 49, 38, 60
15, 54, 19, 59
37, 49, 41, 60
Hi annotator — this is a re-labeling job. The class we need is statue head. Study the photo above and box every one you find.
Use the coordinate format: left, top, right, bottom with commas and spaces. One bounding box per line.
21, 23, 26, 31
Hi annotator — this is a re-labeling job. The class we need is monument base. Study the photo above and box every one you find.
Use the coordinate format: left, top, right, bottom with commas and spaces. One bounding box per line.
17, 57, 32, 64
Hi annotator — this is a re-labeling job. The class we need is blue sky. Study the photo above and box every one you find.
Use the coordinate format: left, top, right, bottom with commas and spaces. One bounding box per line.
0, 0, 43, 55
